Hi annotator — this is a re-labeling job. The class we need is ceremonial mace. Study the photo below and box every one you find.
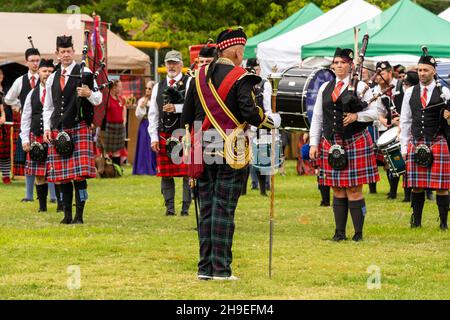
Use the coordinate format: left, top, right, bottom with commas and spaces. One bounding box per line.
267, 67, 282, 279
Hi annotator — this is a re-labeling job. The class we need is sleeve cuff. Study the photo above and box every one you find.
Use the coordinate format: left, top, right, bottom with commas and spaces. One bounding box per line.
175, 103, 183, 113
258, 114, 274, 129
150, 133, 159, 142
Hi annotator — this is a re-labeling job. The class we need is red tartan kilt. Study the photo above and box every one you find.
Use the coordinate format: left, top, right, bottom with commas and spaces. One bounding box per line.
319, 130, 380, 187
25, 134, 47, 177
0, 125, 11, 159
46, 122, 96, 182
406, 135, 450, 190
156, 131, 187, 177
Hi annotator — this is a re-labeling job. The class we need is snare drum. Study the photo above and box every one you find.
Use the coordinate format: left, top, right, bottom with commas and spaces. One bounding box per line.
251, 132, 283, 173
376, 127, 405, 177
276, 67, 335, 131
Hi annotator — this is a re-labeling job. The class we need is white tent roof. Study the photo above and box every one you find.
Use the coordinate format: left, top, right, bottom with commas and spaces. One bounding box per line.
438, 7, 450, 22
256, 0, 381, 77
0, 12, 150, 70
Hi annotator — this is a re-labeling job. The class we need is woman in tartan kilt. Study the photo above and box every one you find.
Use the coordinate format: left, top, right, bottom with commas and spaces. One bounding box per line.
182, 28, 281, 281
43, 36, 102, 224
309, 48, 380, 242
20, 59, 62, 213
399, 54, 450, 230
103, 80, 126, 167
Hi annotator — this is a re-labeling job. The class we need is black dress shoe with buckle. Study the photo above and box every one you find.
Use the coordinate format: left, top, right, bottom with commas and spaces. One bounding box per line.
165, 210, 176, 216
352, 232, 363, 241
180, 211, 189, 216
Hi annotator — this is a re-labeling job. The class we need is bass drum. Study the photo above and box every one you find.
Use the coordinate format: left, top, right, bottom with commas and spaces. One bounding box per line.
276, 67, 335, 131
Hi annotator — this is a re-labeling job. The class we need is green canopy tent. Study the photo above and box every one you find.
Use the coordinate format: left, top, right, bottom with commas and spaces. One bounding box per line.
244, 2, 323, 59
302, 0, 450, 60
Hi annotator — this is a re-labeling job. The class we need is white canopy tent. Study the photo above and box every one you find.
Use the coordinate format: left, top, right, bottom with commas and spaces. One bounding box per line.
438, 7, 450, 22
256, 0, 381, 77
0, 12, 150, 70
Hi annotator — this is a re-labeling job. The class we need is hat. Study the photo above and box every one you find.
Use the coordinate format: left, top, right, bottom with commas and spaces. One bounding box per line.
403, 71, 419, 86
199, 45, 216, 58
164, 50, 182, 63
216, 27, 247, 51
39, 59, 54, 69
25, 48, 40, 60
418, 55, 436, 68
393, 64, 406, 73
56, 35, 73, 49
333, 47, 354, 62
376, 61, 392, 71
246, 58, 259, 68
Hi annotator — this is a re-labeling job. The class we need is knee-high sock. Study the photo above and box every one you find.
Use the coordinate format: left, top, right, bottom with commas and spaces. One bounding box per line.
333, 197, 348, 233
0, 159, 11, 177
61, 182, 74, 221
404, 187, 412, 201
368, 182, 377, 194
436, 195, 449, 226
349, 199, 366, 234
55, 184, 64, 210
48, 182, 56, 201
36, 183, 48, 211
388, 172, 399, 196
112, 156, 121, 166
411, 191, 425, 226
25, 174, 35, 199
257, 171, 266, 194
73, 180, 88, 221
319, 185, 330, 204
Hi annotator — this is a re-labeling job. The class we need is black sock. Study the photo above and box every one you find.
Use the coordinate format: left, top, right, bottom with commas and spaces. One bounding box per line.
36, 183, 48, 211
436, 195, 449, 227
389, 175, 400, 197
73, 180, 87, 221
411, 191, 425, 226
369, 182, 377, 194
333, 197, 348, 234
61, 182, 74, 221
404, 187, 412, 201
349, 199, 366, 234
319, 185, 330, 204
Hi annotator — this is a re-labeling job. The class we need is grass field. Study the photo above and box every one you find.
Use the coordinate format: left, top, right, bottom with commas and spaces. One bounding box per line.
0, 160, 449, 300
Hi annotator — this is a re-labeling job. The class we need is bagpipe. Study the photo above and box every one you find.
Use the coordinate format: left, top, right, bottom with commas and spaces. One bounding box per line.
162, 81, 186, 161
329, 34, 369, 170
55, 30, 112, 158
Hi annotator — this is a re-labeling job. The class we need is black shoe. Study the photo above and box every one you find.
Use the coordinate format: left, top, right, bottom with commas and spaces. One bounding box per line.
60, 217, 72, 224
332, 231, 347, 241
352, 232, 363, 241
260, 192, 268, 197
410, 214, 422, 228
251, 185, 258, 190
387, 193, 397, 200
71, 218, 84, 224
180, 211, 189, 216
320, 201, 330, 207
50, 199, 57, 204
165, 210, 175, 216
440, 223, 448, 231
402, 198, 410, 203
21, 198, 34, 202
426, 192, 434, 201
38, 209, 47, 213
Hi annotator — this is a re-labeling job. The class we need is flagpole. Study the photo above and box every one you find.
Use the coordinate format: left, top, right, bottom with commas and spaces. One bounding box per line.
267, 67, 281, 279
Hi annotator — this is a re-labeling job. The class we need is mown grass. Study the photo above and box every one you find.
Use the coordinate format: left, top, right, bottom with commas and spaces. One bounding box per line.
0, 160, 449, 300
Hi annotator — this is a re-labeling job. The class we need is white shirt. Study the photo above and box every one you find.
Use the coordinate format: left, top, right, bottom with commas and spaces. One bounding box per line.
147, 73, 192, 142
20, 83, 46, 144
375, 78, 401, 131
399, 82, 450, 155
135, 96, 150, 120
309, 76, 377, 146
43, 61, 102, 131
4, 71, 40, 107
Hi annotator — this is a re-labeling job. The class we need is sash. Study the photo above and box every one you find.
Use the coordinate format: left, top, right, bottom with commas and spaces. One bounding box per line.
195, 64, 247, 140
